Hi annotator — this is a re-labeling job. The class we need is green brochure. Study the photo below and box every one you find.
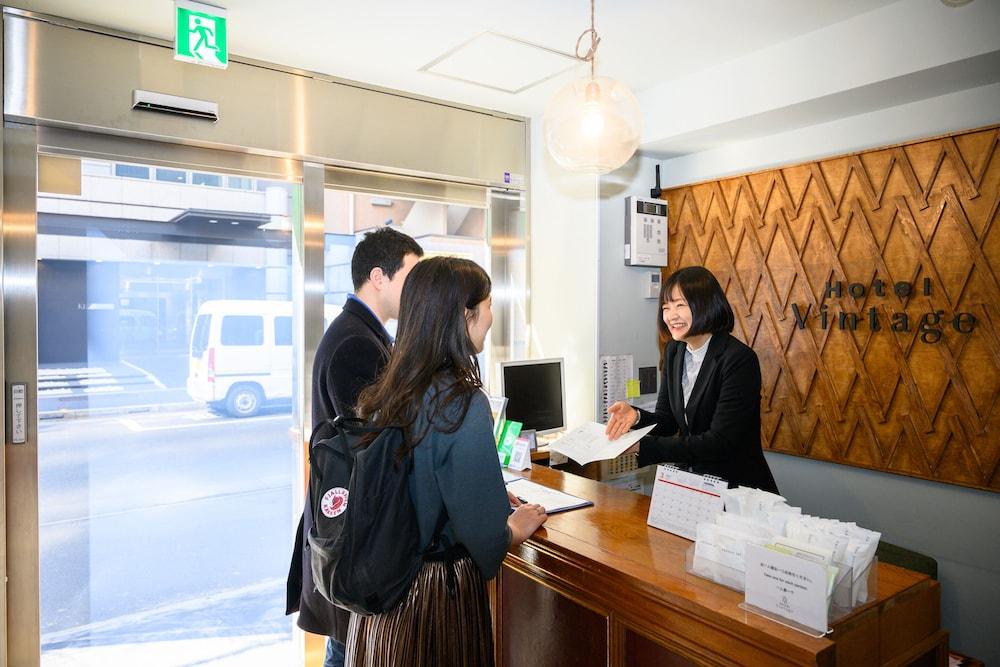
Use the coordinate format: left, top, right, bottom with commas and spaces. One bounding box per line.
496, 419, 523, 467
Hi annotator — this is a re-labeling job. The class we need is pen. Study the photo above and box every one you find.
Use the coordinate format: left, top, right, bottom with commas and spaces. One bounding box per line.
516, 496, 528, 504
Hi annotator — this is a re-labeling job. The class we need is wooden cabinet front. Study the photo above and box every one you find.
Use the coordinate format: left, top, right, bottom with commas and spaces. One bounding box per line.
493, 466, 946, 667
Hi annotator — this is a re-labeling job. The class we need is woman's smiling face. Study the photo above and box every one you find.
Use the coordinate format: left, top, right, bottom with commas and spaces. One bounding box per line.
662, 286, 693, 342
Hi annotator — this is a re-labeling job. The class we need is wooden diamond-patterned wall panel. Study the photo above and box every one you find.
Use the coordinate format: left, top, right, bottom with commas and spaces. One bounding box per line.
662, 125, 1000, 492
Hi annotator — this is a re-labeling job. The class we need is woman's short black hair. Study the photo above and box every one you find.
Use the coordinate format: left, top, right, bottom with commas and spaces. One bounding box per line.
657, 266, 734, 339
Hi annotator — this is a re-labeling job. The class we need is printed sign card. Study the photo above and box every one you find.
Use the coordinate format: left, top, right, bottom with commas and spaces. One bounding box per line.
508, 436, 532, 471
743, 543, 830, 635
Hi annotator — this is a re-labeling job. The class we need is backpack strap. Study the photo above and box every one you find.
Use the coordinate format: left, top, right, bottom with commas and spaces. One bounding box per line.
423, 509, 470, 598
421, 504, 454, 559
331, 415, 382, 434
429, 507, 449, 549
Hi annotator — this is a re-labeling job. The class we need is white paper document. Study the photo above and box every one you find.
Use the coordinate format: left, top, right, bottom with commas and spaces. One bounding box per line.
548, 422, 656, 466
501, 469, 522, 484
505, 478, 593, 514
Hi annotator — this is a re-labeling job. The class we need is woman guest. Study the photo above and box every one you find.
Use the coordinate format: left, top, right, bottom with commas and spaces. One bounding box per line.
349, 257, 547, 667
606, 266, 779, 493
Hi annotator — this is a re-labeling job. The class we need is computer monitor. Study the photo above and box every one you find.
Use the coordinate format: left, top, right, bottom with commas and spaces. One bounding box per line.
499, 358, 566, 435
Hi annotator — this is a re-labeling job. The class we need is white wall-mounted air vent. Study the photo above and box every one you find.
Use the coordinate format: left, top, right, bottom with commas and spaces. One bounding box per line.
132, 90, 219, 121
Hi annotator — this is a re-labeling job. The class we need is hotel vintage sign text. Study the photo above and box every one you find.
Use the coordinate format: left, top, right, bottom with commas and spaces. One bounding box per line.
790, 279, 977, 344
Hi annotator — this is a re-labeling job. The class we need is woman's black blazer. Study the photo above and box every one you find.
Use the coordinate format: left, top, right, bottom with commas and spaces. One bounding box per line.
635, 333, 779, 493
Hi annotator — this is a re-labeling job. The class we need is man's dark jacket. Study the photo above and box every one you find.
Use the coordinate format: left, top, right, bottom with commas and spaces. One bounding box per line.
635, 333, 778, 493
285, 297, 391, 639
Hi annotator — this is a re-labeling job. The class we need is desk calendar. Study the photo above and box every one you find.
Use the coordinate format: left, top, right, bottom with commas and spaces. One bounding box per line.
646, 465, 727, 540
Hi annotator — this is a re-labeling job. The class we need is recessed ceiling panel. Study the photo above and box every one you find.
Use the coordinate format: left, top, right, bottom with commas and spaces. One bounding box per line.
420, 31, 579, 94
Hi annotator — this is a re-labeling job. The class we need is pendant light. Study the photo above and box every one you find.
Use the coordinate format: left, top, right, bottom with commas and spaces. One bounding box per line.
543, 0, 642, 175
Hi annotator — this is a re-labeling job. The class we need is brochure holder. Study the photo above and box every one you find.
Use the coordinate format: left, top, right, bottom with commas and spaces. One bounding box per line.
829, 556, 878, 622
685, 544, 878, 637
685, 543, 745, 592
738, 600, 832, 638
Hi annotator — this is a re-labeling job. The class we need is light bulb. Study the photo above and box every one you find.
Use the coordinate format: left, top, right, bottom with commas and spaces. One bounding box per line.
580, 103, 605, 138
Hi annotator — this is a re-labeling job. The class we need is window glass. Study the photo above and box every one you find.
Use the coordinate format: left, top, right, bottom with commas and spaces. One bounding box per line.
320, 186, 507, 383
274, 316, 292, 346
114, 164, 150, 179
156, 168, 187, 183
192, 172, 222, 187
191, 314, 210, 357
36, 156, 300, 666
82, 161, 112, 177
221, 315, 264, 346
227, 176, 253, 190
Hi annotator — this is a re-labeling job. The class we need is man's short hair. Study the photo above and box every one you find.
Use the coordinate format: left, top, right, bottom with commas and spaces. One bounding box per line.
658, 266, 735, 338
351, 227, 424, 290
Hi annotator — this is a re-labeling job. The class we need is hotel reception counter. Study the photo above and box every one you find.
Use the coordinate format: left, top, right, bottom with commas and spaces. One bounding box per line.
493, 466, 947, 667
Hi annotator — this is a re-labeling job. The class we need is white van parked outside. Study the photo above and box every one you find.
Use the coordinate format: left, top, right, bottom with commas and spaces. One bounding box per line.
187, 300, 341, 417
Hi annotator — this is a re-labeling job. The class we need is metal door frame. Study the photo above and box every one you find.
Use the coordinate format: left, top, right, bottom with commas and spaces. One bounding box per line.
1, 124, 324, 666
3, 121, 40, 667
0, 113, 8, 667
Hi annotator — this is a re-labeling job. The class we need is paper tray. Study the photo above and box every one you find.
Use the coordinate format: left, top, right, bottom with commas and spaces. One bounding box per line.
829, 556, 878, 622
685, 545, 879, 620
685, 543, 746, 592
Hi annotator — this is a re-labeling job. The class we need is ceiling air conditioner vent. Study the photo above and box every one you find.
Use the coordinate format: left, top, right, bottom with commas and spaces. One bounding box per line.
132, 90, 219, 122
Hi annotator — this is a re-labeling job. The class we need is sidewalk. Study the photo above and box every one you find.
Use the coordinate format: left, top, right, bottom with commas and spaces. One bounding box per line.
42, 634, 296, 667
40, 399, 200, 420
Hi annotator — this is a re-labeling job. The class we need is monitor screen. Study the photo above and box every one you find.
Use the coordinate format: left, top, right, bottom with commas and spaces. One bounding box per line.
500, 359, 565, 434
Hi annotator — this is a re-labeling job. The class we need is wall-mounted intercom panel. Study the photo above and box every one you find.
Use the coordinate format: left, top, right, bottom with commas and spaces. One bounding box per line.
625, 196, 668, 267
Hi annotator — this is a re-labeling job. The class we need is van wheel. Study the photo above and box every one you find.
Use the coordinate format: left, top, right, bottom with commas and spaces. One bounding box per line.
226, 384, 263, 418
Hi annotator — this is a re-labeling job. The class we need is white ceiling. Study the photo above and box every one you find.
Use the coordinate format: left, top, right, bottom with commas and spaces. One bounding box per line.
14, 0, 901, 117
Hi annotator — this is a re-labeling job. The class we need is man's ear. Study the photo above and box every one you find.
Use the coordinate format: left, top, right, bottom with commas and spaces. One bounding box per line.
368, 266, 386, 290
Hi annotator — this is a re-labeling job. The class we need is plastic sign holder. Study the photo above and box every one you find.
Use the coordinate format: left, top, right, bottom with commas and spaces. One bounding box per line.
685, 543, 878, 638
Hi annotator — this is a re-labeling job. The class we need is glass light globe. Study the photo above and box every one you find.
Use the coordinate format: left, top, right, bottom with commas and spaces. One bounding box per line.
544, 75, 642, 175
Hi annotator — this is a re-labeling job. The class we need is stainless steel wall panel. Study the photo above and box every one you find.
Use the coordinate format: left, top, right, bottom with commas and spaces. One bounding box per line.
4, 13, 527, 189
2, 122, 40, 667
37, 127, 302, 181
487, 191, 529, 391
324, 166, 487, 207
0, 52, 7, 665
299, 163, 325, 433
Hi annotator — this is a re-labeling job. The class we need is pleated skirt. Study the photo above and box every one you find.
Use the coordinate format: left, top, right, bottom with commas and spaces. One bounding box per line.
345, 555, 494, 667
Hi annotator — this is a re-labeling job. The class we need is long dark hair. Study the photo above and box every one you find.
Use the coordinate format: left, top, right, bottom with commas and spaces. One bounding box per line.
356, 256, 491, 453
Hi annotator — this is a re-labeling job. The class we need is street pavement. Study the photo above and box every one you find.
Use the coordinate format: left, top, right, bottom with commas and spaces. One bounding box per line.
38, 406, 304, 664
39, 353, 191, 416
38, 353, 292, 417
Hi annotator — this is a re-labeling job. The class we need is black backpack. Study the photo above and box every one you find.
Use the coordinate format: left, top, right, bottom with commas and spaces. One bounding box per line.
306, 416, 444, 615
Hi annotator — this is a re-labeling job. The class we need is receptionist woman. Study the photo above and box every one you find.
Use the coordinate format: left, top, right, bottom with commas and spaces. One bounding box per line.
606, 266, 779, 493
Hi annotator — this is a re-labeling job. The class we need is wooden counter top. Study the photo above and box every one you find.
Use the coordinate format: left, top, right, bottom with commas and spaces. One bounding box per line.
495, 465, 946, 666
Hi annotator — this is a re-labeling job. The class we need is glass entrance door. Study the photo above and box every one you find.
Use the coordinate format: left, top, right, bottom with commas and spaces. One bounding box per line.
7, 130, 307, 666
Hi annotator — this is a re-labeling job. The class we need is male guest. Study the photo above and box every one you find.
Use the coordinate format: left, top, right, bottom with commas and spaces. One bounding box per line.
286, 227, 423, 667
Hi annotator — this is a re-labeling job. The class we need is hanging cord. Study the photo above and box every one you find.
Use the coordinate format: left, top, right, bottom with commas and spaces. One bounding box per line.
574, 0, 601, 78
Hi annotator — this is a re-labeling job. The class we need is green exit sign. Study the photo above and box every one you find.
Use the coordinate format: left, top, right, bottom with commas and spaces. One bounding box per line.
175, 0, 228, 69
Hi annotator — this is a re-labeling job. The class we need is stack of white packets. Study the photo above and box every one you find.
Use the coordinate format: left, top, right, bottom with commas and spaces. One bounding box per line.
689, 487, 880, 609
